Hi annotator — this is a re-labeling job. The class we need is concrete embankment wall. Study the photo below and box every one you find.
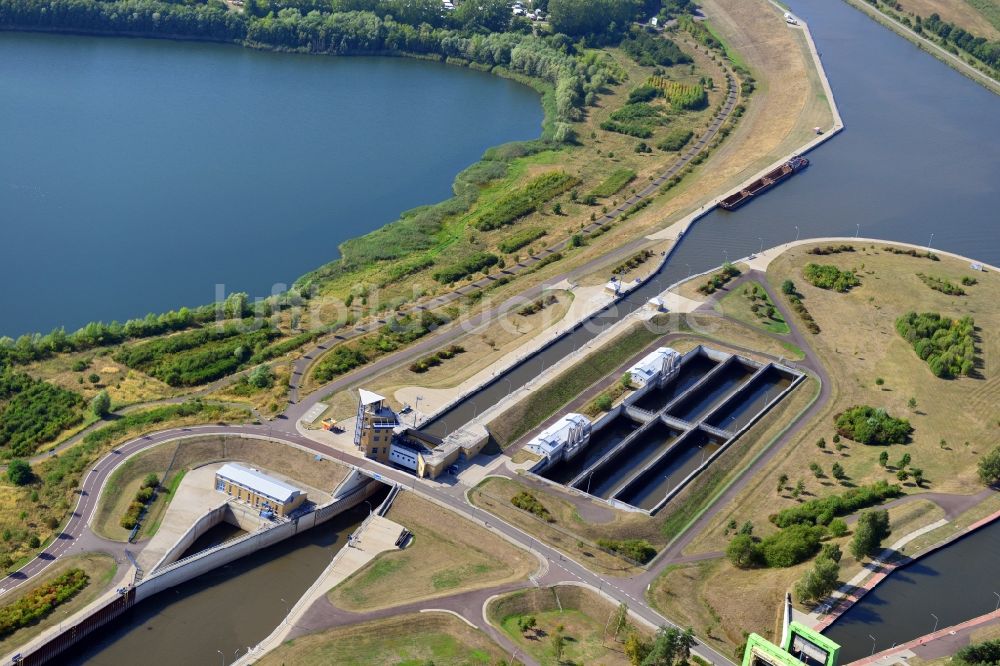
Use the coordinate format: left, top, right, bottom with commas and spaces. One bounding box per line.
18, 477, 385, 665
151, 501, 264, 573
135, 477, 382, 602
151, 502, 229, 573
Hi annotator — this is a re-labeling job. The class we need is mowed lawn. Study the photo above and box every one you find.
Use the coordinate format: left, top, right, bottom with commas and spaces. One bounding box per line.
716, 280, 791, 335
257, 612, 506, 666
328, 492, 535, 611
488, 585, 652, 666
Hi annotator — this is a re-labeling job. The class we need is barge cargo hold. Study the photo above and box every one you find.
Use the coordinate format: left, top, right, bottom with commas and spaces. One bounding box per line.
718, 156, 809, 211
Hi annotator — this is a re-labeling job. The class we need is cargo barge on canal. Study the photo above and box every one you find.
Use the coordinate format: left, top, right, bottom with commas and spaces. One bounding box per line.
718, 156, 809, 211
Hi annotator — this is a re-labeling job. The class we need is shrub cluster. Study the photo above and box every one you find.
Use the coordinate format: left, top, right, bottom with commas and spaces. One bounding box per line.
783, 284, 820, 334
409, 345, 465, 373
770, 480, 904, 528
596, 538, 657, 564
498, 227, 546, 254
807, 244, 854, 255
115, 324, 281, 387
0, 371, 84, 457
895, 311, 975, 378
0, 568, 90, 639
510, 491, 553, 522
626, 85, 661, 104
835, 405, 912, 445
802, 263, 861, 292
916, 273, 965, 296
313, 312, 447, 382
588, 168, 636, 199
471, 172, 578, 231
657, 128, 693, 152
882, 246, 939, 261
528, 251, 564, 272
620, 30, 691, 67
600, 118, 653, 138
518, 294, 558, 317
697, 262, 740, 295
956, 639, 1000, 666
120, 474, 159, 530
583, 373, 633, 416
727, 524, 825, 569
612, 249, 654, 275
432, 252, 500, 284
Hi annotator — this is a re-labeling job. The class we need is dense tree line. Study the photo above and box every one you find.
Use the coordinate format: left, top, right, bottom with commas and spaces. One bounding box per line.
0, 292, 253, 367
916, 12, 1000, 69
0, 0, 619, 129
114, 323, 281, 386
769, 480, 903, 528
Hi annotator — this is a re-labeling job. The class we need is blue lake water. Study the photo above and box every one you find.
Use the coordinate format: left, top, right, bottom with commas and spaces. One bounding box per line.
0, 33, 542, 337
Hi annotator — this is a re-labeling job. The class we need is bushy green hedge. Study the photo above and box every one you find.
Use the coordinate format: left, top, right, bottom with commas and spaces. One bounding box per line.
956, 638, 1000, 666
596, 538, 657, 564
697, 262, 741, 295
802, 263, 861, 292
115, 324, 281, 386
498, 227, 547, 254
835, 405, 912, 445
511, 491, 553, 522
657, 128, 693, 152
121, 474, 159, 530
409, 345, 465, 373
0, 568, 89, 639
471, 172, 578, 231
600, 119, 653, 138
916, 273, 965, 295
608, 103, 662, 122
770, 480, 904, 528
0, 372, 83, 457
627, 85, 661, 104
727, 524, 825, 569
432, 252, 500, 284
312, 312, 446, 383
588, 168, 636, 199
518, 294, 558, 317
83, 401, 218, 449
895, 311, 975, 378
612, 249, 654, 275
620, 30, 691, 67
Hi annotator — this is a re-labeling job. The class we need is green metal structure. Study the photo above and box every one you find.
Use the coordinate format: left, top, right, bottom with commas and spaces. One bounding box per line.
741, 621, 840, 666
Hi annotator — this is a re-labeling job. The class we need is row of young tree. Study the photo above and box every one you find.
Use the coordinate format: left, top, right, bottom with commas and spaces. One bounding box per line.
0, 291, 254, 367
916, 12, 1000, 70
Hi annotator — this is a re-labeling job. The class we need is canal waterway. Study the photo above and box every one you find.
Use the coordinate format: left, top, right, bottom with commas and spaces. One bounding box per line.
824, 518, 1000, 662
55, 497, 378, 665
423, 0, 1000, 437
0, 32, 543, 337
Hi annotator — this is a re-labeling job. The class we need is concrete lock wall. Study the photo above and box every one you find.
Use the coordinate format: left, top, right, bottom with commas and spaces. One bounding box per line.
152, 503, 230, 573
135, 479, 382, 603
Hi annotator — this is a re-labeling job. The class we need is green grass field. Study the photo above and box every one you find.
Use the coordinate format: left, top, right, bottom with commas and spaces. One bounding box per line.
717, 280, 790, 335
258, 612, 506, 666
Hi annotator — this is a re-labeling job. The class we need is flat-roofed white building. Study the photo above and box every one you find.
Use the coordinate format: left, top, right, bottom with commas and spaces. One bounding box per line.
627, 347, 682, 387
215, 463, 306, 517
526, 413, 592, 461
